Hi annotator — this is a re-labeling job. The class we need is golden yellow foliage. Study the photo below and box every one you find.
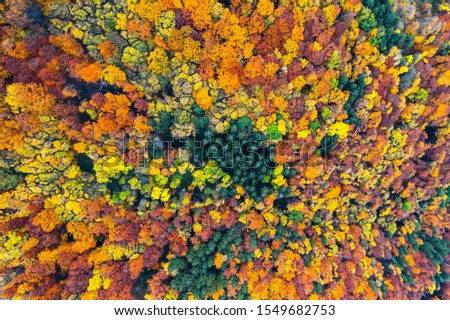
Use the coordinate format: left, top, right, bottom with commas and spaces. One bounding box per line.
147, 47, 170, 74
102, 65, 127, 84
32, 209, 60, 232
194, 88, 213, 110
257, 0, 275, 16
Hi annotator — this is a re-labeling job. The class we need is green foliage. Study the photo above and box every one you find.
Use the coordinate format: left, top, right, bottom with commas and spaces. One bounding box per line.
357, 7, 377, 33
402, 200, 412, 212
76, 153, 94, 173
339, 73, 366, 126
312, 281, 323, 294
362, 0, 414, 53
309, 120, 321, 132
111, 190, 131, 204
321, 108, 332, 120
192, 105, 210, 133
157, 75, 173, 96
0, 169, 24, 191
401, 270, 415, 285
169, 227, 243, 299
419, 234, 450, 267
236, 116, 252, 131
326, 51, 342, 70
289, 211, 303, 222
318, 135, 338, 155
330, 78, 339, 89
411, 88, 429, 102
189, 117, 279, 201
266, 123, 282, 141
122, 46, 145, 66
149, 110, 173, 136
438, 41, 450, 56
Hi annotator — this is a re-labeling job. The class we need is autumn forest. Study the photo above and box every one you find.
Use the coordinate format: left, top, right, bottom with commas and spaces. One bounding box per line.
0, 0, 449, 300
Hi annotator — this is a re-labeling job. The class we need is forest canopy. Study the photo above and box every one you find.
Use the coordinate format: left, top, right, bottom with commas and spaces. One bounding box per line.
0, 0, 449, 300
